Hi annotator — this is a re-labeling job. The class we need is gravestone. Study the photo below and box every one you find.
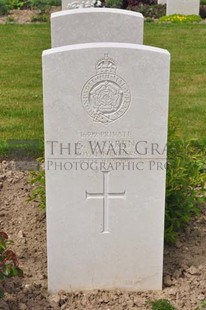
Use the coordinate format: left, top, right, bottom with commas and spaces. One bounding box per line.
62, 0, 94, 10
51, 9, 144, 48
167, 0, 200, 15
158, 0, 166, 4
43, 42, 170, 292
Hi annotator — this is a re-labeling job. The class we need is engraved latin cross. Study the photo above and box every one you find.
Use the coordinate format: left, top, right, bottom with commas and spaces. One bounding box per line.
86, 171, 126, 233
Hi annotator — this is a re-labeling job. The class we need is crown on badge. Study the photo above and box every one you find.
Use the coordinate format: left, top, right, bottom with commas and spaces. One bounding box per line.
96, 54, 117, 75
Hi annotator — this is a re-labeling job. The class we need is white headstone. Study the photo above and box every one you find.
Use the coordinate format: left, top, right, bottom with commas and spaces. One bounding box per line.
62, 0, 94, 10
51, 9, 144, 48
43, 42, 170, 292
167, 0, 200, 15
158, 0, 166, 4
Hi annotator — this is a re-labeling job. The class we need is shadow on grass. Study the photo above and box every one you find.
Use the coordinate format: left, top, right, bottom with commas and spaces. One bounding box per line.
0, 139, 44, 161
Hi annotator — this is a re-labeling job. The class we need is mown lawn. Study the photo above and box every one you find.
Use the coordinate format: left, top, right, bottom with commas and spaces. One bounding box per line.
0, 24, 50, 157
144, 23, 206, 142
0, 23, 205, 158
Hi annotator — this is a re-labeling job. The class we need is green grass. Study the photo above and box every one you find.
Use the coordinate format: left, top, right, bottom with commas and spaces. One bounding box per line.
150, 299, 176, 310
144, 23, 206, 141
0, 23, 206, 158
0, 24, 50, 158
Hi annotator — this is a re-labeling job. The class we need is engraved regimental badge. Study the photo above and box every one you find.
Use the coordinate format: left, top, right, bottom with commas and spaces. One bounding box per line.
81, 54, 131, 125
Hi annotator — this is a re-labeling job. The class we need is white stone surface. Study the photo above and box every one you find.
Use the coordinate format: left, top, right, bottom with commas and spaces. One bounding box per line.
43, 42, 170, 292
51, 9, 144, 48
158, 0, 166, 5
62, 0, 94, 10
167, 0, 200, 15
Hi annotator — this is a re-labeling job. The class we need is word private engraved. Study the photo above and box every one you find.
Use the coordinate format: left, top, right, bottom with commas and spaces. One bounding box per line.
81, 54, 131, 125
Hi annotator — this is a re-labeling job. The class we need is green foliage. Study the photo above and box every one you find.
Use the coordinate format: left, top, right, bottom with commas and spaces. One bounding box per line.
131, 4, 166, 18
165, 121, 206, 243
200, 0, 206, 5
0, 232, 23, 298
31, 14, 49, 22
0, 0, 8, 16
29, 0, 48, 13
29, 0, 60, 12
106, 0, 122, 8
47, 0, 61, 5
28, 157, 46, 212
159, 14, 202, 23
5, 0, 61, 10
196, 299, 206, 310
6, 0, 24, 9
150, 299, 176, 310
127, 0, 156, 6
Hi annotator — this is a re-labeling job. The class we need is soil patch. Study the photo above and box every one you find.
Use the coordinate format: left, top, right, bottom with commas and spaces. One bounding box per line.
0, 160, 206, 309
0, 7, 61, 24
